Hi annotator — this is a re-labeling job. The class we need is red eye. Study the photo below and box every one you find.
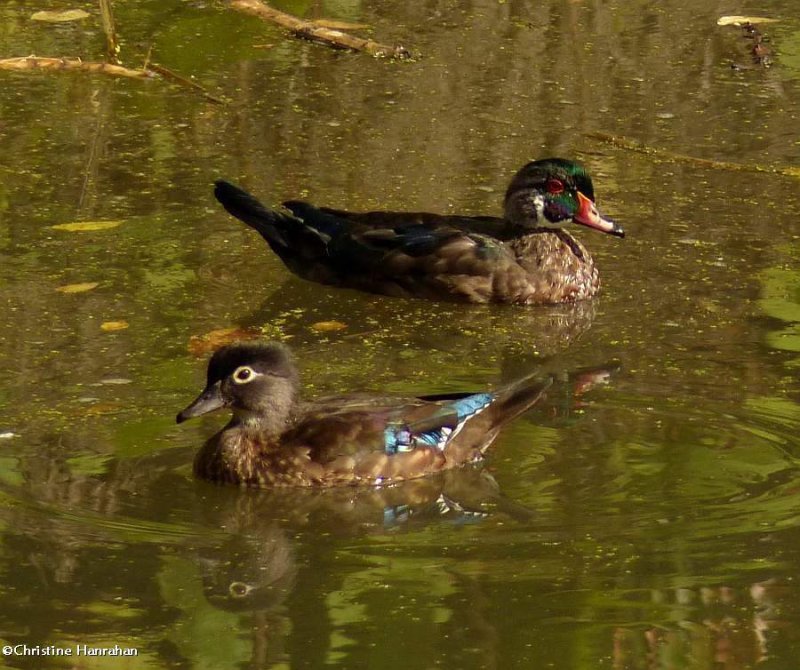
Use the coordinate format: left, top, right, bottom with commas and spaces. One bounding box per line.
546, 179, 564, 195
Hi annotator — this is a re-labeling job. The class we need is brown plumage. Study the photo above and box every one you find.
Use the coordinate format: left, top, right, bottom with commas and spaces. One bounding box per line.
177, 342, 553, 488
213, 158, 624, 305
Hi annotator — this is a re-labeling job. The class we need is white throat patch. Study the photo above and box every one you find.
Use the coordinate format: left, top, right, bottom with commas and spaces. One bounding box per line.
533, 194, 562, 230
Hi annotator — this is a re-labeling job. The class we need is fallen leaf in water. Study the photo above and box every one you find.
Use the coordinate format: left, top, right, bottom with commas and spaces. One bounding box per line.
717, 16, 779, 26
100, 321, 129, 332
51, 220, 122, 232
79, 402, 125, 417
56, 282, 99, 294
313, 19, 369, 30
310, 320, 348, 332
188, 327, 261, 356
32, 9, 90, 22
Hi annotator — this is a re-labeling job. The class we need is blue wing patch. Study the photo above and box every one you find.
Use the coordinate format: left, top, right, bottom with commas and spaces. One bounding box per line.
384, 392, 495, 454
451, 393, 493, 421
383, 426, 413, 454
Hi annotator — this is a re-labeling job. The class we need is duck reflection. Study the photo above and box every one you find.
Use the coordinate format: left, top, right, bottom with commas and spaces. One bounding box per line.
186, 362, 621, 667
190, 465, 536, 667
219, 278, 598, 361
3, 359, 799, 669
198, 526, 296, 613
0, 358, 618, 669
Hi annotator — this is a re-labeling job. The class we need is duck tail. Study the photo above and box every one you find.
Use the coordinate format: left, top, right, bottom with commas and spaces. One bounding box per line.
215, 180, 322, 255
402, 374, 552, 457
485, 373, 553, 428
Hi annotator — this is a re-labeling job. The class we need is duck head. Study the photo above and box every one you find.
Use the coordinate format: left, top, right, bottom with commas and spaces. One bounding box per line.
177, 342, 299, 432
503, 158, 624, 238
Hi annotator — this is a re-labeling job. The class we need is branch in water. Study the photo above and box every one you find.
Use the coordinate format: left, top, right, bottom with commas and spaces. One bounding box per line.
586, 131, 800, 179
0, 56, 225, 103
229, 0, 412, 59
0, 56, 155, 79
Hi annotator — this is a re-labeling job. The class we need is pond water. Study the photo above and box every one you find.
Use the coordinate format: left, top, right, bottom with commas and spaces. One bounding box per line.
1, 0, 800, 667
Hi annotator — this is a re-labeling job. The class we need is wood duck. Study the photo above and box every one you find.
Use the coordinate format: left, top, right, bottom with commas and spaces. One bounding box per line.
214, 158, 624, 305
177, 342, 553, 487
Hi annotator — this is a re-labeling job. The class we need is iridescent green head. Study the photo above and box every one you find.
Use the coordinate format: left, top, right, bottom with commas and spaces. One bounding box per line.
503, 158, 624, 237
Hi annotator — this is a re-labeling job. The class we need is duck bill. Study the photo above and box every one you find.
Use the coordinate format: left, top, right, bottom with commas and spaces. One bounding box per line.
574, 191, 625, 238
176, 382, 226, 424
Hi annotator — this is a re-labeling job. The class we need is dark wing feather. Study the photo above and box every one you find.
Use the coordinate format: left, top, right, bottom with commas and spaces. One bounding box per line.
287, 393, 495, 462
218, 185, 530, 301
285, 396, 432, 461
281, 375, 551, 484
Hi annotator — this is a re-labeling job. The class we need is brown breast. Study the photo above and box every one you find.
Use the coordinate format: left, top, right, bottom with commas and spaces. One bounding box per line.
504, 230, 599, 304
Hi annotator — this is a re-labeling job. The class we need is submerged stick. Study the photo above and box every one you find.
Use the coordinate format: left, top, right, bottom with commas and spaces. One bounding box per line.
0, 56, 155, 79
0, 56, 224, 103
586, 131, 800, 179
229, 0, 411, 59
147, 62, 226, 104
98, 0, 120, 64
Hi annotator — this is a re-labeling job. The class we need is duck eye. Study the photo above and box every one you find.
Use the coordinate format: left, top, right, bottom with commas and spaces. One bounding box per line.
232, 366, 256, 384
546, 179, 565, 195
229, 581, 253, 598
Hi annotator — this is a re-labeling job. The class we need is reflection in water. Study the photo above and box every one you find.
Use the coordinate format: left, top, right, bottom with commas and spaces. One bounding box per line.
2, 361, 798, 668
180, 466, 577, 668
2, 0, 800, 668
758, 257, 800, 367
237, 284, 598, 386
612, 580, 800, 670
0, 365, 622, 668
172, 471, 800, 669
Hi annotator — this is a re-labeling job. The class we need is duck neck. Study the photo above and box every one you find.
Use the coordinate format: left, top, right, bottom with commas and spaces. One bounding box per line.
230, 389, 297, 439
504, 222, 575, 243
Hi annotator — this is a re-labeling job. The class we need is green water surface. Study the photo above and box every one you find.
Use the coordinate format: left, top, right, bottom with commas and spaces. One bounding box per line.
1, 1, 800, 667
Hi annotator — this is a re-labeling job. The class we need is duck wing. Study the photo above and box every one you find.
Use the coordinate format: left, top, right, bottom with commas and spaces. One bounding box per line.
286, 203, 534, 302
284, 375, 552, 484
215, 181, 531, 302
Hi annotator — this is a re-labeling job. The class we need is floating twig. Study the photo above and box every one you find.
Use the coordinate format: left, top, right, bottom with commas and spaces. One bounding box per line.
0, 56, 224, 103
229, 0, 411, 59
586, 131, 800, 179
0, 56, 156, 79
147, 62, 226, 104
143, 44, 153, 71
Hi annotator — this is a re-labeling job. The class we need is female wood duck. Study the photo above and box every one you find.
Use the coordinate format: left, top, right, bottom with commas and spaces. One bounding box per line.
214, 158, 624, 305
177, 342, 552, 487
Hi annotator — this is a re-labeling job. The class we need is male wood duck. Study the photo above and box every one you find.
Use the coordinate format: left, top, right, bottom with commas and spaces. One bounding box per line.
177, 342, 552, 487
214, 158, 624, 305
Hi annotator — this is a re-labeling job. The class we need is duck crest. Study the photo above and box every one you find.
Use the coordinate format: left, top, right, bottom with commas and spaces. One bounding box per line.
213, 158, 623, 305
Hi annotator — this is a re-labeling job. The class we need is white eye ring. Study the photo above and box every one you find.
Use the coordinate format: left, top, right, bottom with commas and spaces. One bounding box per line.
232, 365, 258, 384
229, 581, 254, 598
